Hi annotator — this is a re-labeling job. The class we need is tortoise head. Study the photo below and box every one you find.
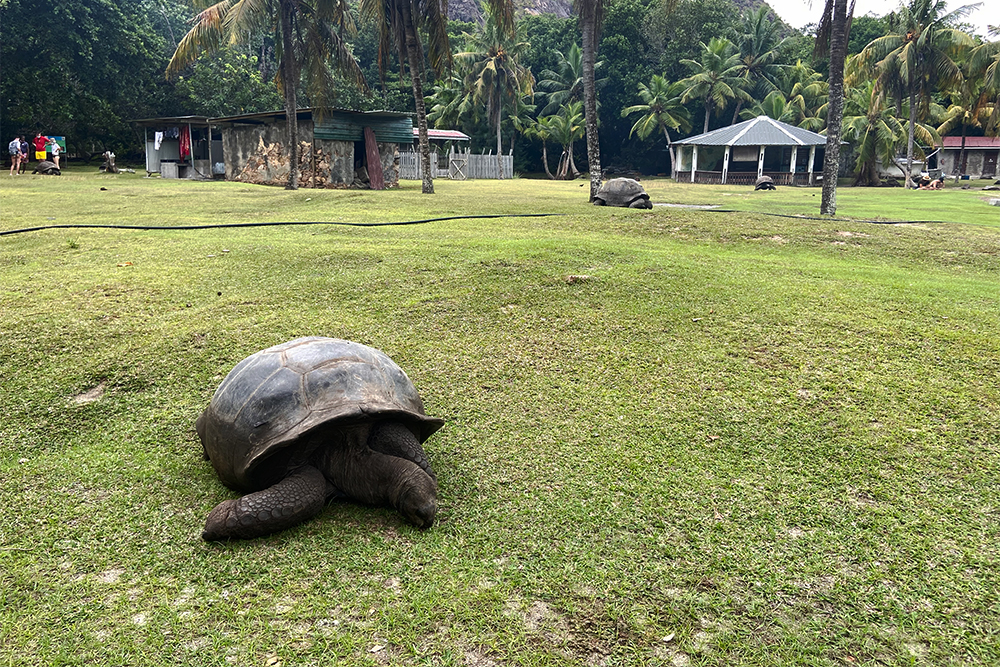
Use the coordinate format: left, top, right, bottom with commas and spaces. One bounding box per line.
395, 468, 438, 529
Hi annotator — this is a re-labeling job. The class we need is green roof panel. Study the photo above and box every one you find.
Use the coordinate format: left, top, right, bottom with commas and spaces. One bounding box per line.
314, 113, 414, 143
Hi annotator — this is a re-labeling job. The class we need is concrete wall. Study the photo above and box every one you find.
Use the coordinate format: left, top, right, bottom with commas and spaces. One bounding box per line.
941, 149, 988, 178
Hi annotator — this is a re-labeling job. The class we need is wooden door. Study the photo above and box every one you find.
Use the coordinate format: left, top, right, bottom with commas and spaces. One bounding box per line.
984, 151, 998, 178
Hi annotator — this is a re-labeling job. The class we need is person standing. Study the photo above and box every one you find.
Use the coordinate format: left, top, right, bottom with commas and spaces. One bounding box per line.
8, 137, 20, 175
49, 137, 61, 169
33, 132, 48, 162
18, 137, 29, 173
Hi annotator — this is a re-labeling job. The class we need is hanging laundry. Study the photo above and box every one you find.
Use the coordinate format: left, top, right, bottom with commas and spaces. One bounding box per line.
165, 127, 179, 139
154, 131, 163, 150
179, 126, 191, 160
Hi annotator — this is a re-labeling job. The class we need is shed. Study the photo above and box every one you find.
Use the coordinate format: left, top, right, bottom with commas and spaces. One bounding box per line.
132, 115, 221, 179
938, 136, 1000, 179
212, 108, 413, 189
673, 116, 829, 185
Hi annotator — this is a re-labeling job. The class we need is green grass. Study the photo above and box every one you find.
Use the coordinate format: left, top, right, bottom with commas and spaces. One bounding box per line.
2, 168, 999, 666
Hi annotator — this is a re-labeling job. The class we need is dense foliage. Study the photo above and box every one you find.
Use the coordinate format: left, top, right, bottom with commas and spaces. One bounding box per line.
1, 0, 995, 174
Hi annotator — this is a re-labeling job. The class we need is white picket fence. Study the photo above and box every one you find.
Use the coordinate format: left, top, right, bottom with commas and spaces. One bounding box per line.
400, 147, 513, 180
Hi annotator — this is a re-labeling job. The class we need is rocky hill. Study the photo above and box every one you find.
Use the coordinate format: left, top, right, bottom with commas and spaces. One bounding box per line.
448, 0, 784, 28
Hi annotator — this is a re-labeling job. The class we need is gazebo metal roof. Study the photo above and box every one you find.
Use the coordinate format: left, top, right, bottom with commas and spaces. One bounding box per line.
674, 116, 828, 147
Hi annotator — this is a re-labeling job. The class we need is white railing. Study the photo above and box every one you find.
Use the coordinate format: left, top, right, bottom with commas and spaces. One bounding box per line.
400, 147, 513, 180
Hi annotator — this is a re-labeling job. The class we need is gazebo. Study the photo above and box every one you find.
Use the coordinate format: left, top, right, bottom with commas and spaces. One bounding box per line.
673, 116, 828, 186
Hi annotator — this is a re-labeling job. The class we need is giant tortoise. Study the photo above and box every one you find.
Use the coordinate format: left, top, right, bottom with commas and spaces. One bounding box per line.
196, 337, 444, 540
32, 160, 61, 175
593, 178, 652, 208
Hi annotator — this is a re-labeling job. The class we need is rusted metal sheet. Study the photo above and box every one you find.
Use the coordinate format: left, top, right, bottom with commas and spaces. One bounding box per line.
364, 126, 385, 190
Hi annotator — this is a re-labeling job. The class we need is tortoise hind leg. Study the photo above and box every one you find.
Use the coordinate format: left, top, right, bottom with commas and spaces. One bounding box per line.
367, 422, 436, 480
202, 466, 327, 541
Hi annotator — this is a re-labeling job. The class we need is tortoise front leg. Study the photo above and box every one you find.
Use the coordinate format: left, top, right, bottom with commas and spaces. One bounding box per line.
202, 466, 327, 541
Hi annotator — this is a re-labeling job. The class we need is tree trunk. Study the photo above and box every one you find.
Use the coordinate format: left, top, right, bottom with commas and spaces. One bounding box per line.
820, 0, 847, 215
955, 121, 968, 183
279, 0, 299, 190
663, 127, 676, 179
579, 3, 602, 200
905, 89, 916, 189
703, 97, 711, 134
542, 141, 554, 179
731, 100, 743, 125
402, 1, 434, 194
496, 97, 504, 179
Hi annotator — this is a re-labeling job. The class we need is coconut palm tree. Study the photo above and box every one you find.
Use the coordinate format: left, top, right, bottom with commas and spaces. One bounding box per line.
937, 44, 997, 180
536, 44, 606, 116
814, 0, 853, 215
779, 60, 829, 131
621, 75, 691, 179
679, 37, 751, 134
455, 4, 534, 179
856, 0, 978, 188
730, 5, 791, 122
843, 79, 939, 186
360, 0, 513, 194
738, 90, 797, 124
167, 0, 366, 190
547, 101, 586, 180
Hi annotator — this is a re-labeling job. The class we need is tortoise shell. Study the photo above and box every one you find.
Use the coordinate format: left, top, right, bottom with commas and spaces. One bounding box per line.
197, 337, 444, 492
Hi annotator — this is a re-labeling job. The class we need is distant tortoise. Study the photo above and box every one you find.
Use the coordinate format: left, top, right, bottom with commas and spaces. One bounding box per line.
593, 178, 652, 208
196, 337, 444, 540
754, 175, 776, 190
32, 160, 61, 175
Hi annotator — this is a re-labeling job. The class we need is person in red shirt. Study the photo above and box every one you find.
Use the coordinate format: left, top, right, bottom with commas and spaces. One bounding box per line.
33, 132, 48, 161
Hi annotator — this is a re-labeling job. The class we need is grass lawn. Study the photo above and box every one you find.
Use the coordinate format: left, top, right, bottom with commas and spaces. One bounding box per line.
2, 167, 999, 666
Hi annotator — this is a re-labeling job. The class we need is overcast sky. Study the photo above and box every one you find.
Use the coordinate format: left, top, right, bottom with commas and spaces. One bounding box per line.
764, 0, 995, 38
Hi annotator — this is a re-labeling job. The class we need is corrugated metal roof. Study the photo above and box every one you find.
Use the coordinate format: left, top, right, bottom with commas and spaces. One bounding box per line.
315, 114, 413, 143
416, 128, 471, 141
674, 116, 828, 147
941, 136, 1000, 148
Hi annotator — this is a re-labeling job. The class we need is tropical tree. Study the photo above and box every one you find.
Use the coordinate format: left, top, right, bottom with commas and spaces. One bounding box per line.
167, 0, 365, 190
547, 101, 586, 179
937, 43, 998, 179
814, 0, 854, 215
738, 90, 797, 123
536, 44, 606, 116
679, 37, 751, 134
576, 0, 604, 198
855, 0, 977, 187
620, 75, 691, 178
516, 114, 557, 179
778, 60, 829, 131
843, 79, 939, 186
426, 73, 474, 131
730, 5, 791, 122
455, 4, 534, 178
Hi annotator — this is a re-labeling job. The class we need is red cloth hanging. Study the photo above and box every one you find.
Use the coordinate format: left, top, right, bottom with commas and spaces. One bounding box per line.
179, 126, 191, 160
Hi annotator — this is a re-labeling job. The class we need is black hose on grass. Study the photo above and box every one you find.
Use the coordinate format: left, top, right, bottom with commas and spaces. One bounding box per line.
0, 209, 955, 238
0, 213, 563, 237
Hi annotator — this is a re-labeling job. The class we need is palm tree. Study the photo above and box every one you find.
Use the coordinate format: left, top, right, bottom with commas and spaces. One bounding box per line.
730, 5, 791, 122
779, 60, 829, 131
516, 115, 556, 179
937, 44, 997, 180
738, 90, 797, 124
679, 37, 751, 134
455, 4, 534, 179
856, 0, 977, 188
621, 75, 691, 179
814, 0, 853, 215
536, 44, 606, 116
575, 0, 604, 199
167, 0, 366, 190
360, 0, 513, 194
547, 101, 586, 180
843, 79, 938, 185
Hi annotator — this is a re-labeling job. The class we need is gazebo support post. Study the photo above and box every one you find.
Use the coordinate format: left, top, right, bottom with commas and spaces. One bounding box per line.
808, 146, 816, 185
722, 146, 731, 185
789, 147, 798, 186
757, 145, 765, 179
691, 146, 698, 183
